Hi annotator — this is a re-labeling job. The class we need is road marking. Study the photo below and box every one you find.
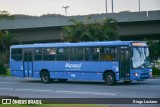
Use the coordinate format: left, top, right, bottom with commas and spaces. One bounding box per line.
0, 88, 14, 90
15, 89, 54, 92
55, 90, 119, 96
0, 88, 118, 96
148, 86, 160, 88
0, 82, 16, 83
0, 88, 54, 92
138, 85, 160, 88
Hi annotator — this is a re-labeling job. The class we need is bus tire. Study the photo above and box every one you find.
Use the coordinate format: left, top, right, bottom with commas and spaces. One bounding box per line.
124, 81, 132, 84
41, 71, 51, 83
105, 72, 116, 86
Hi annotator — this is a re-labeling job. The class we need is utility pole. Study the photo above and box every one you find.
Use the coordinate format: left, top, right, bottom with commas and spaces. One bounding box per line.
138, 0, 141, 12
105, 0, 107, 14
62, 6, 70, 16
112, 0, 114, 13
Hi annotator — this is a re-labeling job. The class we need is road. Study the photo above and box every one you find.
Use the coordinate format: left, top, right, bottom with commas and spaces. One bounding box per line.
0, 76, 160, 98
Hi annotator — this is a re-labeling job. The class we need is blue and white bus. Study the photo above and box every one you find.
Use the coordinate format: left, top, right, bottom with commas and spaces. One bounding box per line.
10, 41, 152, 85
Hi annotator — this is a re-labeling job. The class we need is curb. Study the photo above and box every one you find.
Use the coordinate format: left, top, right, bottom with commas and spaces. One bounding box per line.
151, 76, 160, 79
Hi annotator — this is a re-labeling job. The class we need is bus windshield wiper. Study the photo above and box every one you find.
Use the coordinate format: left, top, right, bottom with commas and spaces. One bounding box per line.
136, 48, 142, 57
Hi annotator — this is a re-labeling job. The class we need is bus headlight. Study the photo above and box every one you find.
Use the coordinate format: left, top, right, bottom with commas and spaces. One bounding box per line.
134, 73, 139, 77
149, 72, 152, 77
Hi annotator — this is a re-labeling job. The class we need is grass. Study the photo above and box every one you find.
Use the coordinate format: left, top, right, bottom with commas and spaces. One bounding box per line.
155, 62, 160, 67
0, 104, 111, 107
152, 75, 160, 77
6, 69, 11, 76
0, 69, 10, 76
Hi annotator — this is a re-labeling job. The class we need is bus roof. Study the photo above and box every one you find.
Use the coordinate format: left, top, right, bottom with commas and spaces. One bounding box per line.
10, 41, 147, 48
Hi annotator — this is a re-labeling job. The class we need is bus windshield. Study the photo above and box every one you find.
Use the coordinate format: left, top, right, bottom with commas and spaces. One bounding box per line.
132, 47, 151, 69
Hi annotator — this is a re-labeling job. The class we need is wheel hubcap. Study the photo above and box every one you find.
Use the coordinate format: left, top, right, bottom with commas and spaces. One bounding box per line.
43, 73, 48, 81
107, 75, 113, 84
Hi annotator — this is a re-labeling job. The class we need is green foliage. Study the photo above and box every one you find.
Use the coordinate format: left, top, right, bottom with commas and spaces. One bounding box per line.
0, 11, 14, 20
152, 67, 160, 76
0, 31, 19, 74
0, 11, 17, 74
0, 31, 18, 65
61, 17, 119, 42
147, 40, 160, 61
0, 64, 7, 74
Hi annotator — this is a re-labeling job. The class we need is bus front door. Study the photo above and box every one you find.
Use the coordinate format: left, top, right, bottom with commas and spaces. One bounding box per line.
23, 51, 33, 77
119, 47, 130, 80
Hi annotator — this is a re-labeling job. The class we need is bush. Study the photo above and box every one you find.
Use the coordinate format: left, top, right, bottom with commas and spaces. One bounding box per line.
0, 64, 7, 74
152, 67, 160, 76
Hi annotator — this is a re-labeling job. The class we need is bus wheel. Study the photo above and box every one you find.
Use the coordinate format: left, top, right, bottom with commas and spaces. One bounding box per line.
105, 72, 116, 86
41, 71, 51, 83
124, 81, 132, 84
58, 79, 68, 83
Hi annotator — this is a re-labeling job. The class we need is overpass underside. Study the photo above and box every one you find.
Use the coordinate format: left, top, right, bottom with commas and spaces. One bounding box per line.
9, 20, 160, 44
119, 20, 160, 41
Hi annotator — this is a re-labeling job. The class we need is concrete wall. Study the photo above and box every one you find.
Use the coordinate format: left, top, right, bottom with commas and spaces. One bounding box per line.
0, 10, 160, 43
11, 27, 62, 43
0, 10, 160, 30
119, 22, 160, 35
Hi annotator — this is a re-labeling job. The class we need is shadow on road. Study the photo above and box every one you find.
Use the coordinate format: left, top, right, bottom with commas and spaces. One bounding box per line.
20, 79, 151, 86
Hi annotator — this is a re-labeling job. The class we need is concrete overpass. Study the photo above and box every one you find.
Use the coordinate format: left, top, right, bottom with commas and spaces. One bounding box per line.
0, 10, 160, 43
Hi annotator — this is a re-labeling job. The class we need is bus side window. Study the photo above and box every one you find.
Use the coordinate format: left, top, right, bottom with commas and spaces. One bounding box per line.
43, 48, 56, 61
70, 48, 76, 60
70, 47, 84, 61
11, 49, 22, 61
76, 47, 84, 60
34, 48, 43, 61
56, 48, 69, 61
85, 47, 99, 61
100, 47, 117, 61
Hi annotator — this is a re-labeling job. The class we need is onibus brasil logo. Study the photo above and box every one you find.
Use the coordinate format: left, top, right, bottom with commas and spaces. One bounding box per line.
1, 99, 42, 104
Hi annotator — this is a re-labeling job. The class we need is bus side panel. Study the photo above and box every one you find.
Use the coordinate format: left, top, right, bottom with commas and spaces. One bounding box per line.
32, 71, 40, 78
32, 61, 101, 80
99, 61, 119, 80
10, 60, 24, 77
33, 61, 119, 81
69, 62, 101, 80
52, 61, 101, 80
33, 61, 54, 78
33, 61, 69, 79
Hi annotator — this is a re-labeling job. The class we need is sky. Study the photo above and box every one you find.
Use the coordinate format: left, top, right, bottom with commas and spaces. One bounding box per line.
0, 0, 160, 16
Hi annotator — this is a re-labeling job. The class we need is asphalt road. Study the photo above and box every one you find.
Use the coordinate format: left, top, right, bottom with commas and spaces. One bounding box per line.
0, 76, 159, 98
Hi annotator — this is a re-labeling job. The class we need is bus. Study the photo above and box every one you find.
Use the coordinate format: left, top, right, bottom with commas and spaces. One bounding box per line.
10, 41, 152, 85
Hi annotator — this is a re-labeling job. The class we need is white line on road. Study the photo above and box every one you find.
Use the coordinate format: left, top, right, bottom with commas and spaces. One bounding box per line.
0, 88, 15, 90
15, 88, 54, 92
0, 88, 118, 96
137, 85, 160, 88
55, 90, 119, 96
148, 86, 160, 88
0, 82, 16, 83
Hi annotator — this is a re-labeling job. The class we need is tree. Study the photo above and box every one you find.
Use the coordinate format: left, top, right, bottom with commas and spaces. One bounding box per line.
0, 30, 18, 74
0, 11, 16, 74
102, 18, 119, 40
62, 18, 84, 42
147, 40, 160, 62
61, 17, 119, 42
0, 11, 14, 20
